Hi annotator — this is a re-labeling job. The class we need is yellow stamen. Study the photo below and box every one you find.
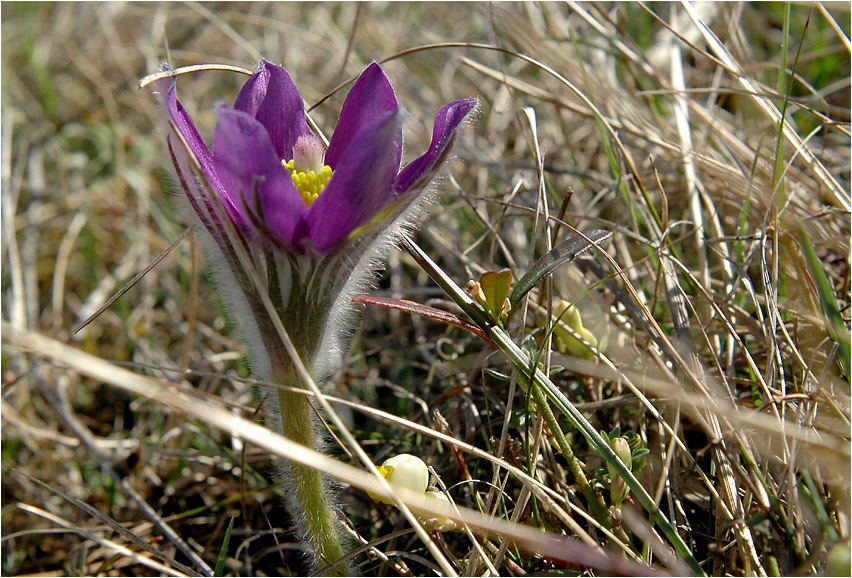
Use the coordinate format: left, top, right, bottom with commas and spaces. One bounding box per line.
283, 160, 333, 207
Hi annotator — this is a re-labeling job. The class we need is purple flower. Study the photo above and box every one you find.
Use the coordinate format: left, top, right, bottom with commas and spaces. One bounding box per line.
162, 60, 476, 255
159, 57, 478, 406
158, 60, 476, 570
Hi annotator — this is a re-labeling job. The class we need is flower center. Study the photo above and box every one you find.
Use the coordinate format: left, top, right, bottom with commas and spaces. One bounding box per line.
283, 133, 333, 207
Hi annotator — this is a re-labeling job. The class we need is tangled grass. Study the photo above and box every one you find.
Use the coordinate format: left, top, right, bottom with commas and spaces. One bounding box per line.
2, 2, 850, 576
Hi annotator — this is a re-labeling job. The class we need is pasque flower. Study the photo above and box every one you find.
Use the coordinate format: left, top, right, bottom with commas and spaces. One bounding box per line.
164, 60, 476, 253
159, 60, 476, 571
162, 60, 476, 375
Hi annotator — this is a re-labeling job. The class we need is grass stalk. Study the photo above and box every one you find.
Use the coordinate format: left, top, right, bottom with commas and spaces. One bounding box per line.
528, 378, 611, 526
404, 237, 706, 576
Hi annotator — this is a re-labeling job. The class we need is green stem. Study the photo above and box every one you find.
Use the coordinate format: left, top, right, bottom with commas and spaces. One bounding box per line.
529, 381, 610, 526
276, 385, 345, 574
404, 238, 705, 576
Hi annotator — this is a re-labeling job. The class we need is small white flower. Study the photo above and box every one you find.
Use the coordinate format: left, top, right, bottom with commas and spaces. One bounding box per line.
369, 453, 429, 503
368, 454, 459, 532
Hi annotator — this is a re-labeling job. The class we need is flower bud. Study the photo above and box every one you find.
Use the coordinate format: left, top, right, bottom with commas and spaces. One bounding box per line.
611, 476, 629, 510
368, 454, 429, 504
613, 437, 632, 469
608, 436, 632, 509
826, 540, 851, 577
554, 301, 599, 359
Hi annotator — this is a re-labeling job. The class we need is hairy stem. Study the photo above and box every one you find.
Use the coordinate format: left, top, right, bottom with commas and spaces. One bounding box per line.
276, 385, 345, 574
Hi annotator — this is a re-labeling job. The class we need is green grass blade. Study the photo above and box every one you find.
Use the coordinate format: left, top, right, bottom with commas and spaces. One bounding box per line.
214, 515, 235, 577
509, 230, 612, 309
798, 229, 851, 379
772, 2, 790, 203
404, 238, 705, 576
799, 472, 839, 542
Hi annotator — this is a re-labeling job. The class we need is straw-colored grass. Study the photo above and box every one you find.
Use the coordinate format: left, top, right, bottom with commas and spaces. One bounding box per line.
3, 2, 849, 576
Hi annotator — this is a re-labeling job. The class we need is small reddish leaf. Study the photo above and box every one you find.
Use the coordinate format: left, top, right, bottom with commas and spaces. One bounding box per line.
352, 295, 496, 347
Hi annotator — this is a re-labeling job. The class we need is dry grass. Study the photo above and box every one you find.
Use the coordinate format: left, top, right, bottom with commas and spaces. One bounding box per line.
2, 2, 850, 576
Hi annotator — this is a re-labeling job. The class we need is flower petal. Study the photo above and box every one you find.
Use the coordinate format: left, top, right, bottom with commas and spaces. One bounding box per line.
394, 98, 477, 195
159, 71, 217, 188
233, 60, 311, 161
213, 104, 307, 246
306, 111, 403, 252
325, 62, 400, 170
233, 61, 270, 117
166, 132, 229, 246
158, 68, 247, 230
